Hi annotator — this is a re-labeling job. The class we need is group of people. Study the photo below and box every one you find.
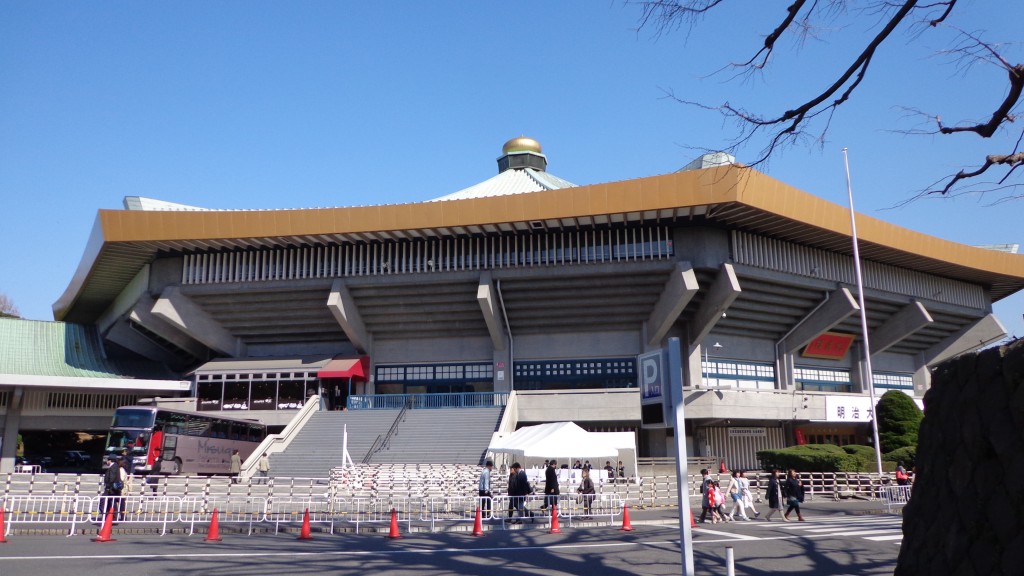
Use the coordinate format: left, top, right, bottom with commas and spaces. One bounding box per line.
230, 449, 271, 483
569, 459, 625, 481
699, 468, 806, 523
477, 459, 599, 522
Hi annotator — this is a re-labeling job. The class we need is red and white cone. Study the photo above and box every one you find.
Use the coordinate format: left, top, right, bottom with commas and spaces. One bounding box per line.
92, 507, 117, 542
387, 508, 402, 539
297, 508, 313, 540
205, 508, 223, 542
472, 506, 484, 537
620, 503, 635, 532
549, 504, 562, 534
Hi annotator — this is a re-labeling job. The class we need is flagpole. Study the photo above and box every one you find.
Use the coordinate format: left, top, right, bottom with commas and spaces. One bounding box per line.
842, 148, 884, 477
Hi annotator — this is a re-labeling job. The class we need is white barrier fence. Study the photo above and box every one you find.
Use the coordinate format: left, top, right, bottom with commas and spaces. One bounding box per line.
879, 485, 912, 513
1, 494, 628, 536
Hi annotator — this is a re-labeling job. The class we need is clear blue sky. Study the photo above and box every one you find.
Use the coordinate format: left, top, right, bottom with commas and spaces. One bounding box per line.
2, 1, 1021, 341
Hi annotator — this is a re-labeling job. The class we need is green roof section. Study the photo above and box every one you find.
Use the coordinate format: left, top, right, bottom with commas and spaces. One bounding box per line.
0, 317, 177, 380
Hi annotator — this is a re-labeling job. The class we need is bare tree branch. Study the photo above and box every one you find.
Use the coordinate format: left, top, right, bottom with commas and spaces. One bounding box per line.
637, 0, 1024, 198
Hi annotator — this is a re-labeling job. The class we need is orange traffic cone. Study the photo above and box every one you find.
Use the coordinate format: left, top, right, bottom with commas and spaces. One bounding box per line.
689, 507, 697, 528
205, 508, 223, 542
92, 506, 117, 542
620, 503, 635, 532
549, 504, 562, 534
719, 460, 727, 474
387, 508, 402, 539
0, 508, 8, 543
472, 506, 484, 537
297, 508, 313, 540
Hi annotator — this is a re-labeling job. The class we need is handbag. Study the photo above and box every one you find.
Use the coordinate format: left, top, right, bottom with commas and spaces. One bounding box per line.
787, 496, 800, 507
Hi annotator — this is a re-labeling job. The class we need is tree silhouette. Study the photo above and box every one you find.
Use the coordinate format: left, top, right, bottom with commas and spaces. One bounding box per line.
636, 0, 1023, 201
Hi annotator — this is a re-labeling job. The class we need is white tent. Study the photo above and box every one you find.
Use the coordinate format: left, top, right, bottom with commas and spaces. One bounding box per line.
487, 421, 639, 484
487, 421, 619, 459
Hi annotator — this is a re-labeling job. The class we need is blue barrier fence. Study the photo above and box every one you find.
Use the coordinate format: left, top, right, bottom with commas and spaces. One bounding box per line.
348, 392, 508, 410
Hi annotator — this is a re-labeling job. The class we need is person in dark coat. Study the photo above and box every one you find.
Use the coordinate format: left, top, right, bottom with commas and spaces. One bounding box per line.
784, 468, 806, 521
543, 459, 560, 510
763, 469, 787, 521
507, 462, 533, 523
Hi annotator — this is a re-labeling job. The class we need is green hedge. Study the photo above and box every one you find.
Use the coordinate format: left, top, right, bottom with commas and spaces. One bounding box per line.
756, 444, 863, 472
884, 446, 916, 468
756, 444, 904, 472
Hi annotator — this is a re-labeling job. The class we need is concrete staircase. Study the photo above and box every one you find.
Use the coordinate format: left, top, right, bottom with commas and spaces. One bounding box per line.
268, 410, 399, 478
366, 407, 503, 465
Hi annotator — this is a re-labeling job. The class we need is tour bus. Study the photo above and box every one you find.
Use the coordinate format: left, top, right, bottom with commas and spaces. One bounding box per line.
105, 406, 267, 475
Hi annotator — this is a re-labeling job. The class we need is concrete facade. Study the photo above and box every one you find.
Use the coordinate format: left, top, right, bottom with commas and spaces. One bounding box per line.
43, 143, 1024, 470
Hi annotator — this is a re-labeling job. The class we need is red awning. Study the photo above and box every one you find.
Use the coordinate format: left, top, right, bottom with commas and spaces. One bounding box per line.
317, 356, 370, 381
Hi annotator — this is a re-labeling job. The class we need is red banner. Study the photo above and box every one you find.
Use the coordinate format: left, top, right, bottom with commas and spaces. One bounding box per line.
802, 332, 855, 360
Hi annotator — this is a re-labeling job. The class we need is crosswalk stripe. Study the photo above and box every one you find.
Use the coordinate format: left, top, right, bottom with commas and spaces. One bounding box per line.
819, 529, 898, 537
744, 515, 903, 543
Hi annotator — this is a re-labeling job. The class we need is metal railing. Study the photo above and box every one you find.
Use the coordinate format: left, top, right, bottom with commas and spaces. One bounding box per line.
0, 494, 624, 536
348, 392, 509, 410
1, 470, 894, 509
362, 400, 410, 463
879, 484, 912, 513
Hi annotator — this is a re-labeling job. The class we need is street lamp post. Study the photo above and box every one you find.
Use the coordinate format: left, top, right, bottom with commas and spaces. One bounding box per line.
842, 148, 884, 477
703, 342, 723, 386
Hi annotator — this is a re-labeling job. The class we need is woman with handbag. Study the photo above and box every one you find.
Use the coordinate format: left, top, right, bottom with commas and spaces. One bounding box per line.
784, 468, 806, 521
763, 469, 787, 521
577, 469, 596, 519
726, 470, 749, 520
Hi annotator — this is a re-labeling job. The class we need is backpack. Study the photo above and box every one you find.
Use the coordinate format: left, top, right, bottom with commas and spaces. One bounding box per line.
106, 463, 124, 491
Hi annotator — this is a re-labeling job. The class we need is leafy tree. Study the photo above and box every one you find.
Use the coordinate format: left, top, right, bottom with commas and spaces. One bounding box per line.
635, 1, 1023, 200
876, 390, 923, 453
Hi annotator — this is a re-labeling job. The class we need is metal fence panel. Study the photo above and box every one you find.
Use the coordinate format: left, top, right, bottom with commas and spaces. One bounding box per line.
265, 496, 333, 534
180, 496, 267, 535
1, 495, 86, 536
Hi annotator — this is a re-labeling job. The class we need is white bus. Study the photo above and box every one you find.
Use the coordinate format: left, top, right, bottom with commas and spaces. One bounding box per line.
105, 406, 267, 475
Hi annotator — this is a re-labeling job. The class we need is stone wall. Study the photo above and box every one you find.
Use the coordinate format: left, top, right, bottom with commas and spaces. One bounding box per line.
895, 338, 1024, 575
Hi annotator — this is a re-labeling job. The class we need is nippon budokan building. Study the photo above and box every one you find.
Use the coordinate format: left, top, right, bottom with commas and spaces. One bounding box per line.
8, 137, 1024, 471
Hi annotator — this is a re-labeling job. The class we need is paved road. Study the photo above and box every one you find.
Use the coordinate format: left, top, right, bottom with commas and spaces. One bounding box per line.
0, 513, 902, 576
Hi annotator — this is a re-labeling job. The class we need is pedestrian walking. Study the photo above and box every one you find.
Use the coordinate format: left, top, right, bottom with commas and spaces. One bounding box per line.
576, 468, 596, 519
784, 468, 806, 521
698, 468, 713, 523
230, 449, 241, 483
727, 470, 749, 520
543, 459, 559, 510
739, 470, 760, 518
257, 452, 270, 483
478, 460, 494, 518
763, 469, 787, 521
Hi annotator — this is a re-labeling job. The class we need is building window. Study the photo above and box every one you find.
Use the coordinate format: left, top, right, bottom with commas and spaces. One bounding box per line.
874, 372, 913, 390
374, 362, 494, 394
513, 357, 637, 390
794, 367, 853, 393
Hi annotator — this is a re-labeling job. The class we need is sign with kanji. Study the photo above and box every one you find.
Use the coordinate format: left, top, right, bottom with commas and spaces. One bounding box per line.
802, 332, 856, 360
824, 395, 875, 422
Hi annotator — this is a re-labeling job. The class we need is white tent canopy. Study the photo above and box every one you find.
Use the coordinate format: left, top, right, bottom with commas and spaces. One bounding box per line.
487, 421, 619, 459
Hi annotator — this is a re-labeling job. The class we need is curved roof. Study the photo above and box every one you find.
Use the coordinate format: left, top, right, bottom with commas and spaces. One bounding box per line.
54, 165, 1024, 323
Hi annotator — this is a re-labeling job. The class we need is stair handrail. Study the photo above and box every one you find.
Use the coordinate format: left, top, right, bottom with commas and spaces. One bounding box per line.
239, 394, 321, 480
361, 397, 411, 463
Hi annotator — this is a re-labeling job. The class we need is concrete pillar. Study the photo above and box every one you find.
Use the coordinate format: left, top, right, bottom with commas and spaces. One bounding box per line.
0, 387, 24, 473
327, 279, 372, 355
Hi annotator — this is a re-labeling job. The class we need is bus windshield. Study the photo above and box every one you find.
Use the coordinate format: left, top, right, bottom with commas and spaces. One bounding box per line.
111, 408, 156, 429
105, 430, 151, 456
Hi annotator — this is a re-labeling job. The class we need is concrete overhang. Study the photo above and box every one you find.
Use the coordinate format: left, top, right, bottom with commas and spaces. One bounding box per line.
54, 165, 1024, 324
